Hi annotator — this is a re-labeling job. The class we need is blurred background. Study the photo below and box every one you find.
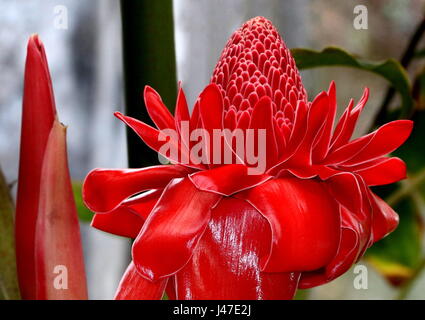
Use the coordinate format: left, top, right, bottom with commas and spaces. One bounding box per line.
0, 0, 424, 299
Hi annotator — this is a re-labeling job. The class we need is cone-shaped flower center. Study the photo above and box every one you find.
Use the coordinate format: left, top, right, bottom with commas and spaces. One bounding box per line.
212, 17, 307, 142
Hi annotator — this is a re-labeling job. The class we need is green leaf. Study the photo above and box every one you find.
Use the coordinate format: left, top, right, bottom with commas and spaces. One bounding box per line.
0, 168, 20, 299
72, 182, 93, 223
291, 47, 414, 117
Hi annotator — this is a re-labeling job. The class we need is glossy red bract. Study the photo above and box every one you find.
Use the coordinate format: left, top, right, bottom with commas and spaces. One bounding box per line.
83, 17, 413, 299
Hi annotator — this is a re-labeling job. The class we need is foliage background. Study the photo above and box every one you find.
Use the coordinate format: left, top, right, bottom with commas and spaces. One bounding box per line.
0, 0, 424, 299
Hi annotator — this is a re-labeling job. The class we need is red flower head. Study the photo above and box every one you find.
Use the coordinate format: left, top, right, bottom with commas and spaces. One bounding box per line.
83, 17, 413, 299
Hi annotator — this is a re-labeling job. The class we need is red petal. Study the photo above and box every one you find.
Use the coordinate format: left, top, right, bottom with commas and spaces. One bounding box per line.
273, 120, 287, 157
174, 84, 190, 138
341, 120, 413, 166
16, 35, 57, 299
115, 112, 169, 151
199, 83, 224, 132
348, 157, 407, 186
173, 86, 191, 163
114, 262, 167, 300
249, 96, 278, 169
91, 209, 143, 239
91, 189, 162, 238
285, 100, 308, 156
124, 189, 163, 220
83, 165, 190, 213
324, 174, 372, 258
198, 84, 224, 167
189, 164, 272, 196
190, 99, 201, 131
269, 100, 308, 173
330, 88, 369, 150
165, 276, 177, 300
176, 197, 300, 299
299, 207, 362, 288
287, 92, 329, 166
144, 86, 176, 130
323, 132, 374, 164
240, 177, 340, 272
35, 120, 87, 299
312, 81, 337, 162
325, 172, 363, 213
132, 178, 220, 281
370, 192, 399, 242
114, 112, 195, 167
329, 99, 354, 149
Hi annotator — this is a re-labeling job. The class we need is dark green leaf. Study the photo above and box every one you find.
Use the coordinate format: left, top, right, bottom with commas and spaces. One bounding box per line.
291, 47, 414, 117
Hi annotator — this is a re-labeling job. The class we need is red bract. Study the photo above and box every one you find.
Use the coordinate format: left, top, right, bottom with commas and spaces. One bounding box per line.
16, 35, 87, 299
83, 17, 413, 299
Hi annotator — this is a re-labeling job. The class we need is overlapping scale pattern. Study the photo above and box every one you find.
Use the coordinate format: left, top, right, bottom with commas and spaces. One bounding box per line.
212, 16, 307, 144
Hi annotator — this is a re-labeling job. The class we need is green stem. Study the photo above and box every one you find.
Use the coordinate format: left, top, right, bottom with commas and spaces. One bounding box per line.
0, 167, 20, 300
120, 0, 178, 168
397, 256, 425, 300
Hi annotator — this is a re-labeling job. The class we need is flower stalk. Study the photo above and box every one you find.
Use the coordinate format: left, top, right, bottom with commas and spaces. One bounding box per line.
120, 0, 177, 168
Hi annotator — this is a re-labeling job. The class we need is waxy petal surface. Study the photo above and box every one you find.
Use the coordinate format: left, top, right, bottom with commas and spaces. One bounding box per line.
144, 86, 176, 130
132, 178, 221, 281
91, 190, 162, 238
240, 177, 340, 273
299, 207, 363, 288
349, 157, 407, 186
189, 164, 271, 196
115, 262, 167, 300
83, 165, 190, 213
370, 192, 399, 242
249, 96, 278, 169
340, 120, 413, 166
330, 88, 369, 151
176, 197, 300, 299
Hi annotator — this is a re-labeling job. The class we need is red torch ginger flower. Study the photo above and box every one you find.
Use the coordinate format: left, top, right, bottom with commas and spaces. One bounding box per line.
83, 17, 413, 299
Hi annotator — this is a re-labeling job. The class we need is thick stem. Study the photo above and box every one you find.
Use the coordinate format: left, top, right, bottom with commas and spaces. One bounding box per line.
120, 0, 177, 168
